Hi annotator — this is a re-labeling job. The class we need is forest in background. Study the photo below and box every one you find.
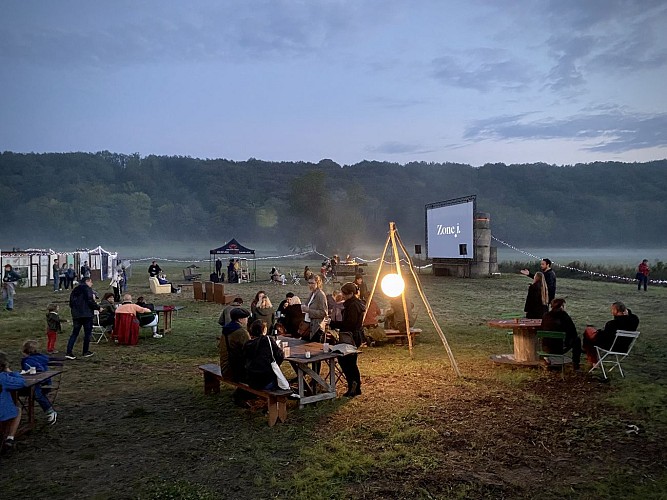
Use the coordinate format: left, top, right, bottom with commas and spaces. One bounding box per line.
1, 151, 665, 254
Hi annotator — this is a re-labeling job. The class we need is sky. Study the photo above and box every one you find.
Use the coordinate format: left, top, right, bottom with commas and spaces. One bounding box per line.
1, 0, 666, 167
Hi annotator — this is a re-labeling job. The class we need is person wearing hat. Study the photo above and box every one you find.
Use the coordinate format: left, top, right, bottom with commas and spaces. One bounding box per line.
219, 309, 250, 379
219, 307, 252, 407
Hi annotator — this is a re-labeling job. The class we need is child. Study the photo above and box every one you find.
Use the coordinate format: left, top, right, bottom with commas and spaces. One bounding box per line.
0, 351, 25, 452
46, 303, 67, 354
21, 340, 57, 425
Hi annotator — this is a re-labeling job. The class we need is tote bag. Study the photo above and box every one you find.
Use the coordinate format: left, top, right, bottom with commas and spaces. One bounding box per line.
267, 337, 290, 390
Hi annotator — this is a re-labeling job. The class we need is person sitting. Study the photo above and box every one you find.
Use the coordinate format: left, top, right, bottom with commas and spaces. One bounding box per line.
21, 340, 58, 424
219, 308, 252, 407
269, 267, 286, 285
157, 273, 179, 293
384, 296, 416, 333
0, 351, 25, 453
116, 294, 161, 339
282, 296, 305, 337
98, 293, 116, 335
539, 298, 582, 370
218, 297, 246, 329
583, 301, 639, 364
303, 266, 314, 281
253, 293, 275, 327
243, 320, 285, 390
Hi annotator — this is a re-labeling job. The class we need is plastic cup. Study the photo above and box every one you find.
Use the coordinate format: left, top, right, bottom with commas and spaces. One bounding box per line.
29, 366, 37, 375
305, 351, 311, 359
284, 346, 291, 357
322, 343, 330, 352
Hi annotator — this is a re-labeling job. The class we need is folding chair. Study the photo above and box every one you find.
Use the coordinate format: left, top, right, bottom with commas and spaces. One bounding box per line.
537, 330, 569, 378
92, 310, 108, 344
589, 330, 640, 379
323, 274, 333, 285
289, 271, 301, 286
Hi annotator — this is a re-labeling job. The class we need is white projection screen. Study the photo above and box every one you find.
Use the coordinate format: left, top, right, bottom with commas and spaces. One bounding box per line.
425, 196, 475, 259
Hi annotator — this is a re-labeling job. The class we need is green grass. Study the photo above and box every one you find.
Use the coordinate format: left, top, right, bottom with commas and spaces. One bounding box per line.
0, 261, 665, 499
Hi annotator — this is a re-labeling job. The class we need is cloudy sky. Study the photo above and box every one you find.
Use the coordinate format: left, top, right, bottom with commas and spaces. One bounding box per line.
1, 0, 666, 166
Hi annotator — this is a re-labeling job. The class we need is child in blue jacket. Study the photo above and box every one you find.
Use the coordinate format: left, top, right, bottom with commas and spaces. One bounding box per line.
0, 351, 25, 452
21, 340, 57, 425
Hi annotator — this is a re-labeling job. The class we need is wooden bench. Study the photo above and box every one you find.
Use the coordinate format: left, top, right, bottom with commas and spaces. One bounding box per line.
198, 363, 292, 427
384, 328, 422, 345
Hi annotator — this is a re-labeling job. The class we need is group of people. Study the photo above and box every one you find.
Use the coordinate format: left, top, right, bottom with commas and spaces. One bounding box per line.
519, 258, 641, 370
1, 340, 60, 452
216, 273, 369, 403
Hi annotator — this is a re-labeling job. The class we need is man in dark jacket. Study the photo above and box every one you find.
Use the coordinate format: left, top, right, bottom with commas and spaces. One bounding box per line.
219, 308, 252, 406
540, 298, 582, 370
219, 308, 251, 381
521, 258, 557, 304
66, 277, 100, 359
583, 301, 639, 364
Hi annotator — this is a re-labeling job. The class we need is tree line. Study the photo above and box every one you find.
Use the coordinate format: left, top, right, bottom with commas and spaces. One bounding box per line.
1, 151, 665, 253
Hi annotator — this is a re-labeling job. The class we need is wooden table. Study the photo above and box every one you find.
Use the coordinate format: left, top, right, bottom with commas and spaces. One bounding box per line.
277, 336, 340, 409
11, 370, 63, 437
487, 318, 542, 365
154, 305, 185, 334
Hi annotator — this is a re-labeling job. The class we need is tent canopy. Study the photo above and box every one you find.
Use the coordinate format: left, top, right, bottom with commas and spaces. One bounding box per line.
210, 238, 255, 256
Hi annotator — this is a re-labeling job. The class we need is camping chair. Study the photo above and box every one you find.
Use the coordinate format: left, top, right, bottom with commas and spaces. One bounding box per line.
289, 271, 301, 286
589, 330, 640, 379
92, 310, 108, 344
323, 273, 333, 285
536, 330, 569, 378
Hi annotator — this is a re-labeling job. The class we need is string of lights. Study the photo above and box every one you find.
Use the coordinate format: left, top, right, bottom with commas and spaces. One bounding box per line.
491, 235, 666, 285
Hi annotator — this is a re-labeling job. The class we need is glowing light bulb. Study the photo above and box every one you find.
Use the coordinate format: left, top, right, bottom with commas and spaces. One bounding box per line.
381, 273, 405, 297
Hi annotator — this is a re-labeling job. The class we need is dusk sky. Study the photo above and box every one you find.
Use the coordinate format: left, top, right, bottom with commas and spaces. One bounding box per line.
1, 0, 666, 166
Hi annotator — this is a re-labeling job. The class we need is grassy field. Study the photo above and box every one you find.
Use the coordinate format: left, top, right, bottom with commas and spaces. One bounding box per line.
0, 260, 665, 499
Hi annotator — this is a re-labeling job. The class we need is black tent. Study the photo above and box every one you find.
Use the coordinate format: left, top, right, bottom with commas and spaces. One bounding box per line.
210, 239, 256, 282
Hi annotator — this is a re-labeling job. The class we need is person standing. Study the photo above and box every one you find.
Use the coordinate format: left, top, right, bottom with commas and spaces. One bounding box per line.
46, 303, 67, 354
521, 258, 556, 304
52, 259, 60, 292
110, 269, 123, 302
2, 264, 21, 311
66, 277, 100, 359
329, 282, 365, 397
215, 258, 223, 279
58, 263, 67, 290
637, 259, 650, 291
524, 271, 549, 319
301, 275, 328, 342
65, 264, 77, 289
147, 261, 162, 278
80, 261, 91, 280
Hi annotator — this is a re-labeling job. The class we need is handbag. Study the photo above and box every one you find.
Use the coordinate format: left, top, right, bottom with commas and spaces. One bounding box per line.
267, 337, 290, 390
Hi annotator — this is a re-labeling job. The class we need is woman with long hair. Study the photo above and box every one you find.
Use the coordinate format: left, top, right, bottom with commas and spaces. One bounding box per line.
329, 282, 365, 397
524, 271, 549, 319
301, 274, 328, 342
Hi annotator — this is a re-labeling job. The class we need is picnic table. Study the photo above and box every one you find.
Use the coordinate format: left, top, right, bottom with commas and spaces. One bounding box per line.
487, 318, 542, 365
11, 370, 63, 437
277, 336, 341, 409
154, 305, 185, 334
